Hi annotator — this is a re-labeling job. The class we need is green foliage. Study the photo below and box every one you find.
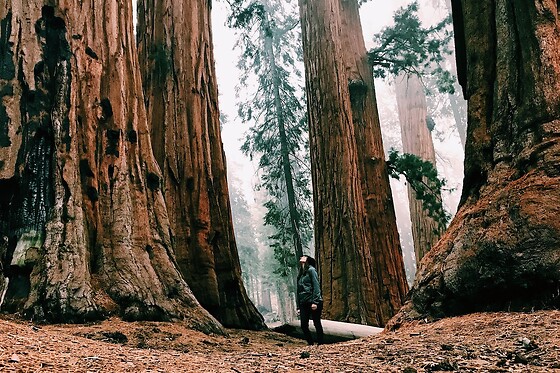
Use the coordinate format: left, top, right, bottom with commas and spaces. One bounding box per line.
228, 0, 313, 278
228, 2, 267, 31
386, 150, 450, 232
230, 178, 297, 308
368, 1, 454, 93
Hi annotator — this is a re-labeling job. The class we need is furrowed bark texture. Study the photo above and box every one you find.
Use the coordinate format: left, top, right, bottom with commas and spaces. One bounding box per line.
0, 1, 223, 332
339, 0, 409, 324
137, 0, 265, 329
395, 74, 442, 264
398, 0, 560, 321
299, 0, 407, 326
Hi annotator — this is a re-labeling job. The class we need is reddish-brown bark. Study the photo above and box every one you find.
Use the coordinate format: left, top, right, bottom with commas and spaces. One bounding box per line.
298, 0, 408, 326
399, 0, 560, 320
0, 1, 222, 333
136, 0, 265, 329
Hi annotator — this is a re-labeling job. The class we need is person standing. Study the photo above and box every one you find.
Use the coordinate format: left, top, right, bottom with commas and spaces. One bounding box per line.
297, 255, 324, 345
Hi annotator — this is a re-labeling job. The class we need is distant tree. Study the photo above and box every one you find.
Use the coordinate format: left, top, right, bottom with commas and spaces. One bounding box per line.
395, 74, 445, 261
387, 150, 449, 233
369, 1, 466, 149
232, 183, 298, 323
228, 179, 260, 298
368, 1, 454, 93
370, 2, 451, 262
438, 0, 467, 149
228, 0, 313, 278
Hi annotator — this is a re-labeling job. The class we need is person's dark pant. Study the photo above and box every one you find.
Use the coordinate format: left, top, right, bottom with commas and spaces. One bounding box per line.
300, 301, 324, 345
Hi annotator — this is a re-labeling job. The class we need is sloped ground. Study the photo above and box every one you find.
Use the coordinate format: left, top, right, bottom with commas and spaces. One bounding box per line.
0, 310, 559, 372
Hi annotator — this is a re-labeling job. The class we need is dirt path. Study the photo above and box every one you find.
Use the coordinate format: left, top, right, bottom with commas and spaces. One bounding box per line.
0, 310, 559, 372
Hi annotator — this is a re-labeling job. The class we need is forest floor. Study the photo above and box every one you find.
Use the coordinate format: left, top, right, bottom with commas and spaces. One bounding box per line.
0, 310, 559, 372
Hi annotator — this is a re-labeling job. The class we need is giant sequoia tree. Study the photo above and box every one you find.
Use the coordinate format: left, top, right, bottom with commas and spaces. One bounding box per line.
137, 0, 265, 329
298, 0, 408, 326
399, 0, 560, 320
0, 1, 222, 332
341, 0, 410, 324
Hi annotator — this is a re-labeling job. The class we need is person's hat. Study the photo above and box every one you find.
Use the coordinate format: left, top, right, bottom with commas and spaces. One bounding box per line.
306, 256, 316, 267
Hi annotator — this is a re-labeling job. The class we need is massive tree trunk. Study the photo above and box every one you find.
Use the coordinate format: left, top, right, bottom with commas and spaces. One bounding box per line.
137, 0, 265, 329
340, 0, 409, 324
298, 0, 408, 326
0, 1, 222, 332
394, 0, 560, 322
395, 74, 442, 263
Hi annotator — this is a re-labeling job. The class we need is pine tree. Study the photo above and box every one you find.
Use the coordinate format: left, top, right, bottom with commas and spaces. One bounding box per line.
229, 0, 313, 278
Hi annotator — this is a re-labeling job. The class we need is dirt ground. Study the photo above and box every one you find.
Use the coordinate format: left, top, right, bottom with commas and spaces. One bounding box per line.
0, 310, 559, 372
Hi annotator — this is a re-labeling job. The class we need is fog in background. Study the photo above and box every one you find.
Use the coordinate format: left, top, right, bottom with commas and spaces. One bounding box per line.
212, 0, 465, 289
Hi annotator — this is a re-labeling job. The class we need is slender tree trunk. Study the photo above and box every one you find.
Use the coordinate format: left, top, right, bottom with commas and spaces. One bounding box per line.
0, 1, 222, 332
137, 0, 265, 330
264, 31, 304, 261
298, 0, 408, 326
276, 280, 294, 322
244, 274, 252, 303
241, 272, 248, 292
397, 0, 560, 321
254, 275, 260, 304
255, 277, 262, 307
395, 74, 442, 263
275, 282, 285, 322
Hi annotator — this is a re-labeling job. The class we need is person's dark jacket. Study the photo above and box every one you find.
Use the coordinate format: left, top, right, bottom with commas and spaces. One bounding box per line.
297, 266, 322, 309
